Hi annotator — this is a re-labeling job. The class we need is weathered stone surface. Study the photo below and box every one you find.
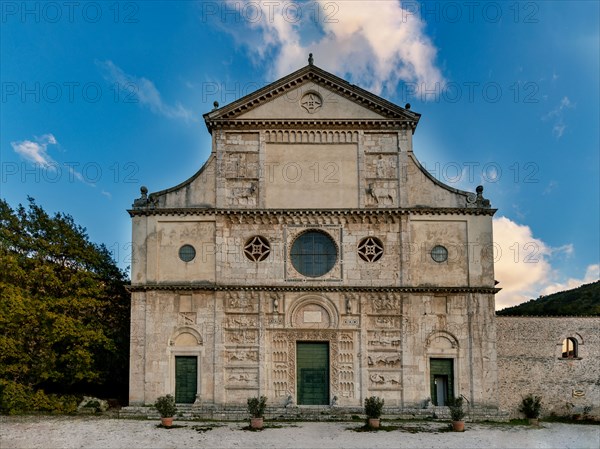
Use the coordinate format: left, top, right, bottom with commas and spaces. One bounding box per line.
128, 62, 503, 417
497, 317, 600, 418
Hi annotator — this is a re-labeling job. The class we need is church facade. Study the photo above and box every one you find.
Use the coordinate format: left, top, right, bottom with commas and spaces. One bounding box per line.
128, 59, 500, 414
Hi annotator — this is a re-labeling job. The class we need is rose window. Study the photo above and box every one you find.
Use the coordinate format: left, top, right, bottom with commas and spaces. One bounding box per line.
244, 236, 271, 262
358, 237, 384, 262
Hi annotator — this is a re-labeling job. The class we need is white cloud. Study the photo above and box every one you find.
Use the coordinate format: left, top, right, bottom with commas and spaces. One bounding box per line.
220, 0, 444, 96
97, 60, 195, 122
493, 216, 552, 309
11, 134, 59, 169
540, 264, 599, 297
543, 96, 575, 139
493, 216, 598, 310
11, 134, 98, 190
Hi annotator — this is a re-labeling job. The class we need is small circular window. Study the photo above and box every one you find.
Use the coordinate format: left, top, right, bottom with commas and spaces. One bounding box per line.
431, 245, 448, 263
244, 236, 271, 262
179, 244, 196, 262
290, 230, 337, 277
358, 237, 384, 262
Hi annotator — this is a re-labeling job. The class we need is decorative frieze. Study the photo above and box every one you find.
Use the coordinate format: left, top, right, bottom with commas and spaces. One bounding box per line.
368, 331, 402, 349
368, 371, 401, 390
226, 367, 258, 388
225, 291, 259, 313
367, 353, 402, 368
265, 129, 359, 144
226, 349, 258, 364
224, 329, 259, 345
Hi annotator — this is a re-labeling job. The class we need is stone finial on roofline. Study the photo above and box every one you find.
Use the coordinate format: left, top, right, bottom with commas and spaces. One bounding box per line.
308, 53, 314, 65
132, 186, 156, 209
466, 185, 491, 208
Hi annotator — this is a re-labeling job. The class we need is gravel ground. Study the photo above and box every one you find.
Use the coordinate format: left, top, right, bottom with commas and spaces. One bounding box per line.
1, 416, 598, 449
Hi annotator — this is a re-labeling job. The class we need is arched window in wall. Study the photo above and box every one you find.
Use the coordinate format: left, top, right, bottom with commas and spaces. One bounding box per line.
561, 337, 578, 358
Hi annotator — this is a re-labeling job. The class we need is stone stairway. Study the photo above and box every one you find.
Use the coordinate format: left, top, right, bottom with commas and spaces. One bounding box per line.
119, 404, 509, 422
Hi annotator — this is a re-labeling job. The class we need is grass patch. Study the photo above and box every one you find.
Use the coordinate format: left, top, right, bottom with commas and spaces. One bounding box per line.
191, 424, 223, 433
348, 423, 453, 433
543, 415, 599, 425
241, 423, 299, 431
509, 419, 530, 425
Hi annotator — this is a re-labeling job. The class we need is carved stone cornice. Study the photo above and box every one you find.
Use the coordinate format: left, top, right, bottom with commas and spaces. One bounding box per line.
208, 119, 415, 131
128, 283, 501, 295
127, 207, 497, 220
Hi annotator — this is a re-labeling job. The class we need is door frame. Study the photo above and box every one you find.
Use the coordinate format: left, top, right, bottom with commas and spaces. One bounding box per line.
428, 357, 456, 406
169, 348, 202, 403
174, 355, 199, 404
296, 341, 330, 405
167, 328, 203, 404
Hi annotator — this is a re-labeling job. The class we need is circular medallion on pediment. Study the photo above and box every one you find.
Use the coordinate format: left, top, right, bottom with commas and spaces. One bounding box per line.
300, 92, 323, 114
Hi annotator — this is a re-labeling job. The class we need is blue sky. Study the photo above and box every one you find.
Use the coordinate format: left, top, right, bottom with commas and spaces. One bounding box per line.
1, 1, 598, 309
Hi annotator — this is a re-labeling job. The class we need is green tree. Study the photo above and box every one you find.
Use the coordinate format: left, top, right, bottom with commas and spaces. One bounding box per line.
0, 198, 130, 413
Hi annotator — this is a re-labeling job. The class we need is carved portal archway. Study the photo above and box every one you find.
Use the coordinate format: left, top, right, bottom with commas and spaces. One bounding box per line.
271, 329, 350, 402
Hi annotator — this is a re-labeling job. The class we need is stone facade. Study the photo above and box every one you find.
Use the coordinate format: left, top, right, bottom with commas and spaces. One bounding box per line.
497, 317, 600, 418
128, 60, 501, 414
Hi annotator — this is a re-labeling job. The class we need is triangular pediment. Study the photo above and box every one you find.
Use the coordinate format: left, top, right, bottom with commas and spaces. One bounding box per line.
203, 64, 420, 132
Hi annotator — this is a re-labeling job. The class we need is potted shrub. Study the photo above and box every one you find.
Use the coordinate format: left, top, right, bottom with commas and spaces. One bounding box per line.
447, 396, 466, 431
364, 396, 385, 428
155, 394, 177, 427
247, 396, 267, 429
519, 394, 542, 425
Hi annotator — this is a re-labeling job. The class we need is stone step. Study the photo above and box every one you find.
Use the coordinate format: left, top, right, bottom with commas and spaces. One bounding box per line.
119, 405, 509, 422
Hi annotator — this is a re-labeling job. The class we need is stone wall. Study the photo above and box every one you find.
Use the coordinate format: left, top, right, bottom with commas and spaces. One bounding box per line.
497, 316, 600, 418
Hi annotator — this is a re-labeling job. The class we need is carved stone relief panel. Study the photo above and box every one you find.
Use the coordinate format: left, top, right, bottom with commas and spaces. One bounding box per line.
177, 312, 197, 326
367, 352, 401, 368
226, 180, 258, 207
367, 331, 401, 349
226, 349, 258, 364
365, 181, 398, 207
339, 333, 354, 352
272, 333, 290, 397
224, 329, 259, 345
337, 333, 355, 398
368, 292, 401, 314
225, 367, 259, 388
368, 371, 401, 390
225, 314, 258, 329
225, 291, 259, 313
369, 316, 401, 329
366, 154, 397, 179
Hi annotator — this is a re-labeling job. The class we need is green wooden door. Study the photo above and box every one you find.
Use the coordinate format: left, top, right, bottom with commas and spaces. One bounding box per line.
297, 342, 329, 405
430, 358, 454, 406
175, 356, 197, 404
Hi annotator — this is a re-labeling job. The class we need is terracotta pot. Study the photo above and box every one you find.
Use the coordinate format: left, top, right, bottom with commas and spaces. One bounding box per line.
250, 417, 264, 429
368, 418, 380, 429
452, 420, 465, 432
161, 417, 173, 427
528, 418, 539, 426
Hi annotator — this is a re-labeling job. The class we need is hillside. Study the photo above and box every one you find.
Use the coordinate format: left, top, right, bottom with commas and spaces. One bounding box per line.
496, 280, 600, 316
